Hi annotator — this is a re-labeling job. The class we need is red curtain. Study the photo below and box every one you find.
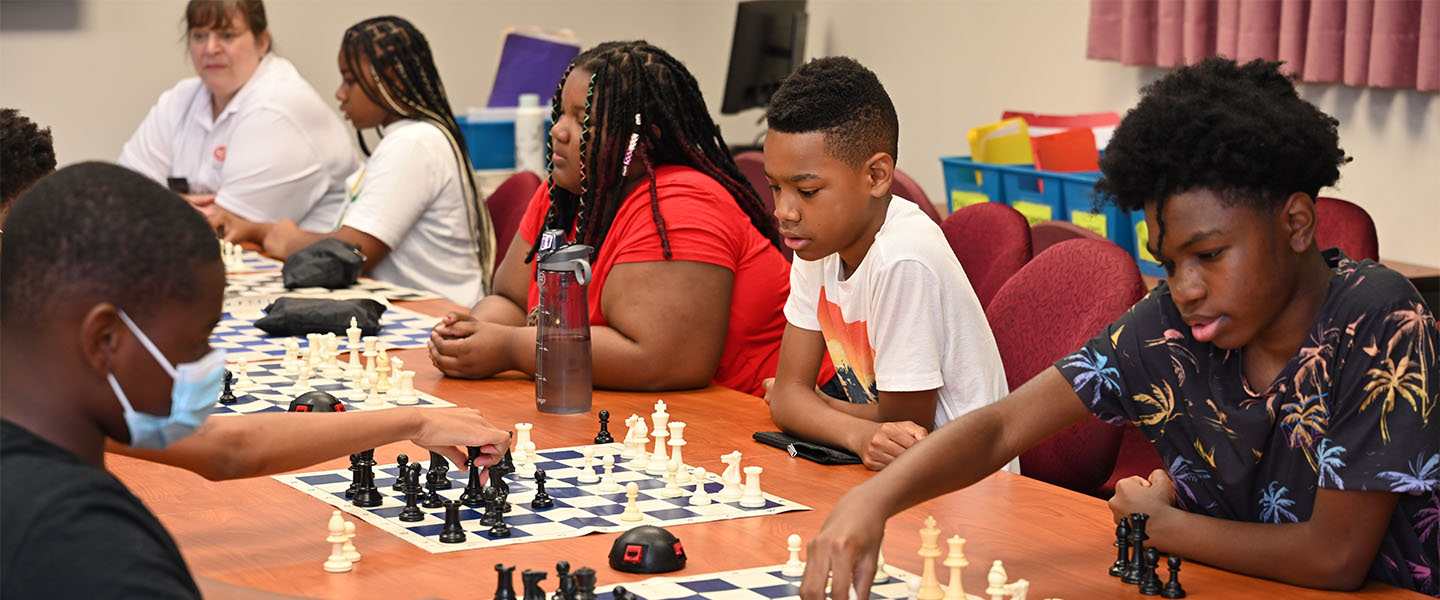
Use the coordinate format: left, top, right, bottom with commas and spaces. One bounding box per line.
1088, 0, 1440, 91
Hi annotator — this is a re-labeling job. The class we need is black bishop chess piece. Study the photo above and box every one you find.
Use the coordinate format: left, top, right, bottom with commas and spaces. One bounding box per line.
552, 561, 574, 600
218, 370, 237, 404
393, 454, 410, 492
422, 468, 445, 509
494, 564, 518, 600
594, 410, 614, 444
573, 567, 597, 600
522, 569, 548, 600
439, 500, 466, 543
1109, 519, 1131, 577
1138, 547, 1163, 595
1160, 555, 1187, 599
530, 468, 555, 509
398, 463, 424, 522
429, 451, 452, 489
1123, 513, 1150, 585
460, 446, 485, 507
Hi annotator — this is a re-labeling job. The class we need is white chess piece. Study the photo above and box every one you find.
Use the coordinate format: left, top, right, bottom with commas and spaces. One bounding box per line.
598, 455, 620, 492
234, 358, 254, 390
782, 533, 805, 576
517, 441, 538, 479
619, 415, 638, 459
391, 356, 404, 373
513, 439, 530, 467
875, 547, 890, 583
687, 467, 711, 506
363, 374, 384, 408
985, 561, 1008, 600
906, 577, 922, 600
577, 446, 600, 483
292, 365, 312, 394
393, 371, 418, 405
1002, 580, 1029, 600
739, 465, 765, 507
667, 421, 689, 484
514, 423, 534, 458
323, 510, 352, 573
619, 482, 643, 521
660, 460, 683, 498
917, 517, 944, 600
718, 451, 743, 501
627, 419, 649, 470
646, 411, 670, 474
342, 520, 361, 562
943, 535, 967, 600
282, 338, 300, 374
653, 398, 667, 417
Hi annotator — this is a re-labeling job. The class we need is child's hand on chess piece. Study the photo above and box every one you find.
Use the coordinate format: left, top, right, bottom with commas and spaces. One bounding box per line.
856, 421, 927, 471
413, 407, 510, 472
799, 490, 886, 600
1109, 468, 1178, 525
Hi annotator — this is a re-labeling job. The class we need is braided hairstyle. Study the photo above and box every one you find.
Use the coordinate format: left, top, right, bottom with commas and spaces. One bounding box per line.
526, 40, 780, 263
340, 16, 495, 292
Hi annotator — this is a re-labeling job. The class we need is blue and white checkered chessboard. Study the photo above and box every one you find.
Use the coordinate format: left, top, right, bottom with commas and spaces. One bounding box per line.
217, 360, 454, 415
223, 248, 282, 273
211, 304, 437, 363
225, 270, 440, 302
273, 444, 810, 553
593, 564, 950, 600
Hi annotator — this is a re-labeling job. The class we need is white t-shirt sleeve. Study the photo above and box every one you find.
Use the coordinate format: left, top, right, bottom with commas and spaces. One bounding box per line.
213, 109, 334, 223
783, 259, 823, 331
117, 88, 184, 184
870, 258, 946, 392
340, 129, 442, 249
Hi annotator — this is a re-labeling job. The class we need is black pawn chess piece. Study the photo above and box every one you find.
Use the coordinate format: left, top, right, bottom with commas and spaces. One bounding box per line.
1124, 513, 1150, 584
394, 454, 410, 492
439, 500, 466, 543
1109, 519, 1131, 577
573, 567, 597, 600
345, 453, 362, 499
398, 463, 424, 522
429, 451, 452, 489
1160, 555, 1187, 599
594, 410, 614, 444
1138, 547, 1163, 595
522, 569, 548, 600
494, 564, 518, 600
530, 469, 555, 509
218, 370, 237, 404
460, 447, 485, 507
406, 462, 424, 495
478, 487, 499, 527
487, 492, 512, 538
551, 561, 573, 600
422, 468, 445, 509
351, 458, 382, 508
609, 586, 632, 600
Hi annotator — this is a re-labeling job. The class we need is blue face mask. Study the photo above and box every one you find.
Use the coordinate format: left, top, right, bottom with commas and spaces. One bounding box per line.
106, 309, 227, 449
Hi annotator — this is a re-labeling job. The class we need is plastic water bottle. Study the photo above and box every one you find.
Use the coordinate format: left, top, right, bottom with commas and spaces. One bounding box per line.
534, 242, 593, 414
514, 93, 546, 175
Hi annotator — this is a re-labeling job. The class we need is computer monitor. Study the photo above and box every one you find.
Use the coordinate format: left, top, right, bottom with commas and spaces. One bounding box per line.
720, 0, 807, 115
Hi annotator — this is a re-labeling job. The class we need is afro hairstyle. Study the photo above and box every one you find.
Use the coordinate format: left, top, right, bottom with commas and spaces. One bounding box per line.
766, 56, 899, 167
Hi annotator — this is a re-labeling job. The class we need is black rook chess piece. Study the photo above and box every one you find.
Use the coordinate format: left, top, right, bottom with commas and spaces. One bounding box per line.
531, 469, 555, 509
393, 454, 410, 492
573, 567, 597, 600
218, 370, 237, 404
1160, 555, 1187, 599
439, 500, 466, 543
1109, 519, 1131, 577
522, 569, 548, 600
494, 564, 518, 600
594, 410, 614, 444
1138, 547, 1163, 595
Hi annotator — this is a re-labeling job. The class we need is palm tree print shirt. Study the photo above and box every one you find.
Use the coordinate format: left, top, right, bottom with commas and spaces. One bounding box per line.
1056, 250, 1438, 595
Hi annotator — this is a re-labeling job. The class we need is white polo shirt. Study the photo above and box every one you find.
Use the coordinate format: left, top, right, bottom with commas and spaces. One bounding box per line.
338, 119, 487, 307
118, 54, 358, 230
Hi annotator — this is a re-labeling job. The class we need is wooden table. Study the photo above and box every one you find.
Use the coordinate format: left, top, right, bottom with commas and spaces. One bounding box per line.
109, 305, 1427, 599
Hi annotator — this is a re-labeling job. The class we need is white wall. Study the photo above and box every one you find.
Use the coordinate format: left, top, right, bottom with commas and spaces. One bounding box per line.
2, 0, 1435, 266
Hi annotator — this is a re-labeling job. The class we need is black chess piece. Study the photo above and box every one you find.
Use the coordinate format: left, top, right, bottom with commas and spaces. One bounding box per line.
422, 468, 445, 509
594, 410, 614, 444
460, 447, 485, 507
573, 567, 597, 600
490, 462, 512, 513
351, 458, 382, 508
552, 561, 573, 600
609, 586, 632, 600
522, 569, 548, 600
406, 462, 424, 495
1109, 519, 1131, 577
1160, 555, 1187, 599
478, 487, 499, 527
531, 469, 555, 509
1124, 513, 1149, 584
439, 500, 466, 543
498, 433, 516, 475
487, 492, 512, 538
1138, 547, 1163, 595
429, 451, 452, 489
398, 468, 424, 522
219, 370, 237, 404
345, 453, 362, 499
494, 564, 518, 600
393, 454, 410, 492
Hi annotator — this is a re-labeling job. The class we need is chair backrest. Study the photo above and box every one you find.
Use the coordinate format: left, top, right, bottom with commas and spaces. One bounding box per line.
984, 238, 1147, 493
1315, 196, 1378, 261
891, 168, 941, 223
732, 151, 786, 261
939, 202, 1033, 309
1030, 219, 1107, 256
485, 171, 543, 269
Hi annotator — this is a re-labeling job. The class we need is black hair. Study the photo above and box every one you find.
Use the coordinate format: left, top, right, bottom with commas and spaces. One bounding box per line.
340, 16, 494, 292
185, 0, 268, 40
526, 40, 781, 262
1, 108, 57, 215
0, 162, 220, 330
1096, 56, 1350, 256
766, 56, 899, 166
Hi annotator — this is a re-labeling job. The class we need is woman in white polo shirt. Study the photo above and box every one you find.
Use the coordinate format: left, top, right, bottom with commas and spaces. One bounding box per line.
222, 16, 494, 307
119, 0, 357, 233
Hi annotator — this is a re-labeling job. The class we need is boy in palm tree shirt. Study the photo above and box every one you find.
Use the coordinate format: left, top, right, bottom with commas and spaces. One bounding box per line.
799, 57, 1438, 597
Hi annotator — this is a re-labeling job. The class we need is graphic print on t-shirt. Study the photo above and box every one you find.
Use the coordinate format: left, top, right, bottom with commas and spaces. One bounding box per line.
817, 287, 877, 404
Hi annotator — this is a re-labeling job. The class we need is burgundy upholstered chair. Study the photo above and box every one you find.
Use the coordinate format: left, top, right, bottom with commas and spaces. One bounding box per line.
732, 151, 787, 261
984, 238, 1147, 494
1029, 219, 1106, 256
1315, 196, 1379, 261
940, 202, 1033, 309
485, 171, 543, 269
891, 168, 941, 223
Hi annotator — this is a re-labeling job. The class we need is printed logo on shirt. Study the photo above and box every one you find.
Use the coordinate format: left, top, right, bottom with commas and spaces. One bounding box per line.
213, 146, 227, 162
817, 287, 877, 405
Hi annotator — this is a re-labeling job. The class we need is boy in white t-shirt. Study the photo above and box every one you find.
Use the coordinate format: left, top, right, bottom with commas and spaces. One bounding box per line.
763, 57, 1009, 471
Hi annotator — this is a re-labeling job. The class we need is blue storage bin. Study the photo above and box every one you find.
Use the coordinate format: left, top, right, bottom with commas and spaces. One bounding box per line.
939, 156, 1007, 212
999, 167, 1064, 226
456, 115, 552, 170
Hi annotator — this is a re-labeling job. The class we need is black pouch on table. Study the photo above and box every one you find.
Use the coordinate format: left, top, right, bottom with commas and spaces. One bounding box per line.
752, 431, 862, 466
254, 297, 386, 337
282, 238, 366, 289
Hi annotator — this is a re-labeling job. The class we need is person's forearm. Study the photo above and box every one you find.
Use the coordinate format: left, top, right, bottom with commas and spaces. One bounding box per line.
488, 322, 716, 391
469, 294, 528, 326
1148, 507, 1374, 590
770, 383, 877, 453
823, 396, 883, 420
268, 229, 327, 261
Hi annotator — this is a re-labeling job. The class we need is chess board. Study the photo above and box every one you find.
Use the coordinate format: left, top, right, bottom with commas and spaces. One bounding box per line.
225, 270, 440, 302
592, 564, 982, 600
211, 304, 438, 363
217, 360, 455, 415
224, 249, 283, 273
274, 444, 811, 553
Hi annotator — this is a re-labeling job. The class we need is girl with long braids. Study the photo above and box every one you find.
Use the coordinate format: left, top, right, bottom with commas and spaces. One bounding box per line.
429, 41, 795, 397
223, 16, 495, 305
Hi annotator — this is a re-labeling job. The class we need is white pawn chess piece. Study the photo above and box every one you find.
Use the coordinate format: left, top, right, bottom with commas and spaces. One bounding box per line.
363, 374, 384, 408
646, 411, 670, 474
687, 467, 711, 506
577, 446, 600, 483
323, 510, 352, 573
943, 535, 967, 600
718, 451, 743, 501
517, 441, 538, 479
739, 465, 765, 507
782, 533, 805, 576
906, 577, 922, 600
323, 336, 344, 378
619, 482, 643, 521
985, 561, 1007, 600
627, 419, 649, 470
619, 415, 638, 459
234, 357, 254, 390
660, 460, 683, 498
393, 371, 418, 405
667, 421, 689, 484
917, 516, 944, 600
342, 520, 361, 562
292, 365, 313, 394
282, 338, 300, 374
598, 455, 620, 492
